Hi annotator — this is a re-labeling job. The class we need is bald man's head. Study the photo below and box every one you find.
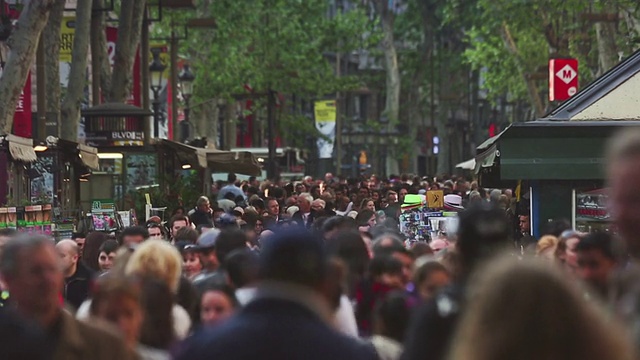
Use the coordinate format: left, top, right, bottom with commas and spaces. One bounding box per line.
55, 240, 79, 276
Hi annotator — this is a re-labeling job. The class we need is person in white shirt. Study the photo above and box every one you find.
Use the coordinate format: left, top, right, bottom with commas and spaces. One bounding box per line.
225, 249, 259, 306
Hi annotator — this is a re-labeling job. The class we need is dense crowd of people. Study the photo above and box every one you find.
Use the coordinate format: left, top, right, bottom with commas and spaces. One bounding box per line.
5, 129, 640, 359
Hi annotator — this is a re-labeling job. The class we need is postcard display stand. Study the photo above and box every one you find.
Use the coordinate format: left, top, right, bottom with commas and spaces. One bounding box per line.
0, 205, 53, 235
89, 200, 124, 233
399, 195, 459, 244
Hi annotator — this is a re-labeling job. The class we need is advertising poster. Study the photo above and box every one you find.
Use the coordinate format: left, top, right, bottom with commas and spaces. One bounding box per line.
314, 100, 337, 159
125, 154, 156, 192
30, 156, 54, 203
60, 17, 91, 140
575, 189, 613, 233
106, 26, 141, 106
0, 65, 32, 138
576, 190, 609, 222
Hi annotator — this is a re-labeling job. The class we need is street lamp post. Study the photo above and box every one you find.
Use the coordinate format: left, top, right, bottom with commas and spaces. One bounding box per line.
178, 64, 195, 143
149, 50, 166, 139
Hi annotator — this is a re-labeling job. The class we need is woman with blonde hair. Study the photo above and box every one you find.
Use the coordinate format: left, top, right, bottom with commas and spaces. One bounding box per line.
535, 235, 559, 260
124, 240, 191, 339
448, 256, 636, 360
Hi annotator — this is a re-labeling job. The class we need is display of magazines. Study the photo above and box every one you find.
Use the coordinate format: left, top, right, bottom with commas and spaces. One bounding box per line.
89, 199, 124, 233
399, 194, 459, 243
0, 205, 53, 235
575, 189, 613, 233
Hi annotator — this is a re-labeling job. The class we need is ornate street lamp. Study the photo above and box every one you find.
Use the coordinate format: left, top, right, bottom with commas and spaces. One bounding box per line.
149, 50, 166, 138
178, 64, 195, 143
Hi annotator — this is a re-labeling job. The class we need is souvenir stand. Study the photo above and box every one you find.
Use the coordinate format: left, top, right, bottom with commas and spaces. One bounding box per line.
399, 193, 460, 245
574, 188, 612, 233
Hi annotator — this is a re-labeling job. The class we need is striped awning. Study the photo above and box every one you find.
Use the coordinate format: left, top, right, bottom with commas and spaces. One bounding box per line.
6, 134, 37, 162
78, 144, 99, 170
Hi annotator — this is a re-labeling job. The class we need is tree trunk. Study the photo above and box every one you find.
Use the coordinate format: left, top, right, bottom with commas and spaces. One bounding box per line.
373, 0, 400, 176
595, 20, 619, 75
42, 0, 65, 137
60, 0, 92, 141
91, 0, 110, 104
202, 99, 220, 148
623, 8, 640, 47
0, 0, 56, 135
373, 1, 400, 124
108, 0, 147, 102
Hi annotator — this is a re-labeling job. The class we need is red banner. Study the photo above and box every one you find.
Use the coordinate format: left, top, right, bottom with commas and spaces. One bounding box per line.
105, 26, 141, 106
13, 71, 32, 138
549, 58, 578, 102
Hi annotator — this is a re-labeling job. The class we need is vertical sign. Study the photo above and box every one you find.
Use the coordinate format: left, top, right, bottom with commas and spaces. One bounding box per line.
0, 3, 31, 138
314, 100, 337, 159
13, 72, 32, 138
549, 58, 579, 102
105, 26, 141, 106
59, 17, 75, 63
0, 64, 32, 138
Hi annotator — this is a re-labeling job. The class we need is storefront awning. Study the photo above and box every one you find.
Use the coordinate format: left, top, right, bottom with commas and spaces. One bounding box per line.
474, 129, 506, 174
160, 140, 207, 168
78, 144, 99, 170
205, 149, 262, 176
6, 135, 37, 162
455, 158, 475, 170
476, 120, 640, 181
159, 140, 262, 176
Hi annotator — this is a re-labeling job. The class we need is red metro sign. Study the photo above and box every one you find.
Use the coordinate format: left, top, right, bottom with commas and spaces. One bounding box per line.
549, 58, 578, 102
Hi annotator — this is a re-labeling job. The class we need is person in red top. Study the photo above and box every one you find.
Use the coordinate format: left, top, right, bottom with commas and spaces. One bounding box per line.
356, 255, 404, 336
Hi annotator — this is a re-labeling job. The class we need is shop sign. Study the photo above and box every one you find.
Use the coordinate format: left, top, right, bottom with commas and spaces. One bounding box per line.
549, 58, 578, 101
85, 131, 144, 147
576, 190, 609, 221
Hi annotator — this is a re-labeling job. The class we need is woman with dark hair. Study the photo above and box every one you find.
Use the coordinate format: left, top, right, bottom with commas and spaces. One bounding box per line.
371, 191, 382, 209
139, 277, 177, 352
327, 230, 372, 338
82, 231, 108, 272
90, 275, 178, 359
355, 209, 377, 231
326, 230, 371, 299
371, 291, 413, 360
97, 240, 120, 274
199, 284, 238, 328
359, 198, 376, 213
172, 206, 186, 217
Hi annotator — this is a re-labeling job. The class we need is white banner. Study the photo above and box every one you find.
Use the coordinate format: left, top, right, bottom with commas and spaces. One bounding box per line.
316, 121, 336, 159
314, 100, 336, 159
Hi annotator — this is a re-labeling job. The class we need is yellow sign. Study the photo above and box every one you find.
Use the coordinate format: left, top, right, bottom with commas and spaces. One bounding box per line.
359, 151, 367, 165
145, 193, 151, 205
427, 190, 444, 209
314, 100, 336, 123
150, 44, 170, 80
60, 17, 75, 62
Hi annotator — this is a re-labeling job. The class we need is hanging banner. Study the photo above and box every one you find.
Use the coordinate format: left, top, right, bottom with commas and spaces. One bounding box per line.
549, 58, 578, 101
14, 71, 32, 138
0, 64, 32, 138
149, 44, 170, 139
314, 100, 336, 159
60, 17, 75, 63
105, 26, 141, 106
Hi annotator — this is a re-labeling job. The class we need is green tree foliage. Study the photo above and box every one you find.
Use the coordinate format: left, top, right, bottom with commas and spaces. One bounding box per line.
154, 0, 376, 147
462, 0, 640, 105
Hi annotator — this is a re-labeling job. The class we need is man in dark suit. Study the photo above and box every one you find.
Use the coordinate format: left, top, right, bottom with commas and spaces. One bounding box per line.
176, 227, 378, 360
292, 192, 317, 228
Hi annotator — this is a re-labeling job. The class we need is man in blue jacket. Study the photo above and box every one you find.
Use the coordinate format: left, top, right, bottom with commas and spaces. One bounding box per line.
177, 227, 378, 360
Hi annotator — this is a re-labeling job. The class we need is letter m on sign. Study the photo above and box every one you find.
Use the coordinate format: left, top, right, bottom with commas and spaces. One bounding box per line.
549, 58, 578, 101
